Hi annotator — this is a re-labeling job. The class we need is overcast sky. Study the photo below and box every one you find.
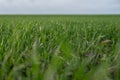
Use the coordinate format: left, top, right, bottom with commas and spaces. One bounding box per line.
0, 0, 120, 14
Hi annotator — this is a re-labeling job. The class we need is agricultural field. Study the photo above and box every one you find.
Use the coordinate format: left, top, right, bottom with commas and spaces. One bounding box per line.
0, 15, 120, 80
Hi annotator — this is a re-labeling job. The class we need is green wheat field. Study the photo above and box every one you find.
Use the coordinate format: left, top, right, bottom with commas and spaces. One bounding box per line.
0, 15, 120, 80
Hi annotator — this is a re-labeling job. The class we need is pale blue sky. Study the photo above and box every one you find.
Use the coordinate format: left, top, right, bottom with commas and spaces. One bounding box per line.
0, 0, 120, 14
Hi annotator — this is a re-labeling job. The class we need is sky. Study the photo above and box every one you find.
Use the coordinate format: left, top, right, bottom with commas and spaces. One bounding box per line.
0, 0, 120, 14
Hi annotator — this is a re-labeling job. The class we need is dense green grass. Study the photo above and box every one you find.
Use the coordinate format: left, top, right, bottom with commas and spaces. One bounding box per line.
0, 15, 120, 80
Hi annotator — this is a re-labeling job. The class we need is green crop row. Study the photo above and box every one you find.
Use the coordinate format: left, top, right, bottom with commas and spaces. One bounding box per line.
0, 15, 120, 80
